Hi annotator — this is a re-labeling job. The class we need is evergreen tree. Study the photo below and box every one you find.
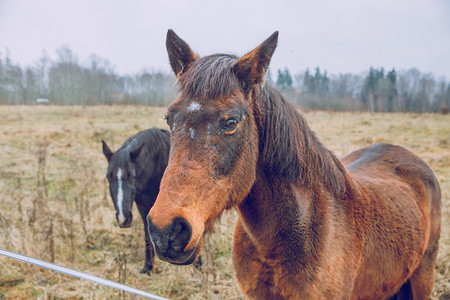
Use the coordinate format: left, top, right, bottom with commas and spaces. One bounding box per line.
276, 68, 293, 90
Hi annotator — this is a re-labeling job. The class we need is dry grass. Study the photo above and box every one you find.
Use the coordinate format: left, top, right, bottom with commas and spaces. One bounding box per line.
0, 105, 448, 299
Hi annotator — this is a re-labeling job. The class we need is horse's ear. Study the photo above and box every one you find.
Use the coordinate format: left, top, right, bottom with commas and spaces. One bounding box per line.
130, 143, 145, 162
234, 31, 278, 93
102, 140, 114, 162
166, 29, 199, 77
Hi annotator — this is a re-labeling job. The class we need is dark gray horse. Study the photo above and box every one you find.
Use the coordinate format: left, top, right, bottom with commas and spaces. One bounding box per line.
102, 128, 170, 274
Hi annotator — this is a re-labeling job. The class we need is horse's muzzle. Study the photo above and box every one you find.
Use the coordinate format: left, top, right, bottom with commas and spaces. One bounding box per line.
147, 216, 197, 265
117, 213, 132, 228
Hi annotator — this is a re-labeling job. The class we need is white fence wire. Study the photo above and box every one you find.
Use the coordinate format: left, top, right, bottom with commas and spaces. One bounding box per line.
0, 249, 169, 300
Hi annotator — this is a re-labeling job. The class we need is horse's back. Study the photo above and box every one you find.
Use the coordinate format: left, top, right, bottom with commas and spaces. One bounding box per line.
343, 142, 441, 239
342, 143, 441, 299
343, 142, 440, 211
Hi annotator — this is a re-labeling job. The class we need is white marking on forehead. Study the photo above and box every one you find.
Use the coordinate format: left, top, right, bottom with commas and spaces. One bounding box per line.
116, 168, 125, 224
187, 102, 202, 112
189, 127, 195, 139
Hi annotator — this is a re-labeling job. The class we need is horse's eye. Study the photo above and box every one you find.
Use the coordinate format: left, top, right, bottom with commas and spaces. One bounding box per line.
164, 112, 170, 126
224, 119, 238, 132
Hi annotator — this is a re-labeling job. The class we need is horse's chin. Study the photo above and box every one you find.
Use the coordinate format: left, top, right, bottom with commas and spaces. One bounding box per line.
169, 247, 200, 265
118, 223, 131, 228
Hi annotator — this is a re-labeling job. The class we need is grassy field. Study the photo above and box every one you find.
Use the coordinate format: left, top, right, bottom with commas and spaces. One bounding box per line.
0, 105, 448, 299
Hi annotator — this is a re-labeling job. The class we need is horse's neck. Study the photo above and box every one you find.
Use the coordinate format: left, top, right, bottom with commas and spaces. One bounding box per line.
135, 149, 166, 196
238, 86, 352, 256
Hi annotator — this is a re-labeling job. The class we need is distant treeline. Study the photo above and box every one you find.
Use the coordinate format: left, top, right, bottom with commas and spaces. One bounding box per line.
1, 47, 449, 112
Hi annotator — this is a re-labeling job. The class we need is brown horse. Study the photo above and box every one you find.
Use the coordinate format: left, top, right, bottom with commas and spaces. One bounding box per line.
147, 30, 441, 299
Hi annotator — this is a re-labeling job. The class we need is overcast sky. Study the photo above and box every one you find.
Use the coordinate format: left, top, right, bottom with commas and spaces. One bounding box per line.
1, 0, 449, 79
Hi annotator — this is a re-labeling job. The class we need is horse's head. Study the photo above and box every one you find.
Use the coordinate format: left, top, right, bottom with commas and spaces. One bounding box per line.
147, 30, 278, 265
102, 140, 144, 228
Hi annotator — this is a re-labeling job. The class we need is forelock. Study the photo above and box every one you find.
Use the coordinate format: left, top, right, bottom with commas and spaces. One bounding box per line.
177, 54, 240, 99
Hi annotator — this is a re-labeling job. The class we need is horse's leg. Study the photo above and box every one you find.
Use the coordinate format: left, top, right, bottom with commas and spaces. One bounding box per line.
136, 201, 155, 275
408, 236, 439, 299
409, 189, 441, 300
386, 280, 412, 300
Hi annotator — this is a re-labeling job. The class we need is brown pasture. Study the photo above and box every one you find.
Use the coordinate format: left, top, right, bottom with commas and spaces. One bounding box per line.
0, 105, 448, 299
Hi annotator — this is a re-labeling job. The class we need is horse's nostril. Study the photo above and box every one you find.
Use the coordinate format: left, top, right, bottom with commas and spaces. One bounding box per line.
169, 218, 192, 251
170, 222, 182, 241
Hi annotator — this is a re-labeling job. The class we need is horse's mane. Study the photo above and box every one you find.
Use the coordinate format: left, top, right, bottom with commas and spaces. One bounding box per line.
178, 55, 348, 196
257, 84, 348, 196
